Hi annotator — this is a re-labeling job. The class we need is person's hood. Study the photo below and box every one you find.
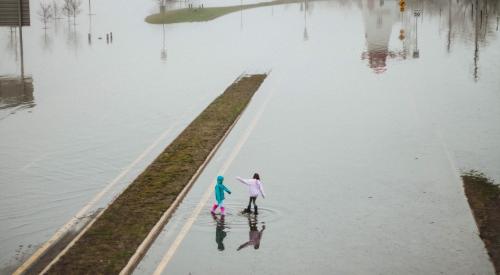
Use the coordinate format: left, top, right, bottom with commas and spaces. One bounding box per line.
217, 175, 224, 184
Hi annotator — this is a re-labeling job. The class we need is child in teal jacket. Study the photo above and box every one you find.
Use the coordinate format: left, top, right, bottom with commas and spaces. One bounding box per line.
211, 175, 231, 215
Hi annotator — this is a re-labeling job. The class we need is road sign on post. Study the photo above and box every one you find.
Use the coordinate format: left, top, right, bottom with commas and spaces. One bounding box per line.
0, 0, 30, 26
399, 0, 406, 12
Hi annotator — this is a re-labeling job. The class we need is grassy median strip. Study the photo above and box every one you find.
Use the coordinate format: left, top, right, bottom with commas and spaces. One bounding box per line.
145, 0, 302, 25
46, 74, 267, 274
462, 170, 500, 274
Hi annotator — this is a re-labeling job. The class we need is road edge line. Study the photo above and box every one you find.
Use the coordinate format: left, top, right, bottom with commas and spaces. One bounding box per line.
119, 106, 246, 275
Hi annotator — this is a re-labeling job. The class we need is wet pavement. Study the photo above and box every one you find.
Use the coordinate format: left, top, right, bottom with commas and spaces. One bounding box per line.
1, 0, 500, 273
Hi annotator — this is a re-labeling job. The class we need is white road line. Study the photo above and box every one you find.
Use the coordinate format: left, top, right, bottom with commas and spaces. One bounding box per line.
435, 128, 459, 176
14, 123, 177, 275
405, 85, 462, 185
152, 78, 277, 275
120, 103, 246, 275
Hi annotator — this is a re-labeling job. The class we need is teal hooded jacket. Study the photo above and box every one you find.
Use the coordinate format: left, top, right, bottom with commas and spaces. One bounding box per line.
215, 176, 231, 203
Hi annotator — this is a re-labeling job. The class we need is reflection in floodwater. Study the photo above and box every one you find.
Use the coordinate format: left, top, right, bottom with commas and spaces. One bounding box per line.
211, 213, 227, 251
447, 0, 452, 53
159, 2, 168, 62
161, 24, 167, 61
421, 0, 499, 81
0, 76, 35, 115
237, 214, 265, 251
360, 0, 499, 76
361, 0, 407, 73
5, 27, 20, 59
413, 8, 421, 58
435, 0, 498, 81
143, 0, 499, 78
473, 0, 479, 81
37, 2, 54, 52
64, 22, 81, 54
41, 29, 53, 52
300, 0, 309, 41
88, 12, 93, 45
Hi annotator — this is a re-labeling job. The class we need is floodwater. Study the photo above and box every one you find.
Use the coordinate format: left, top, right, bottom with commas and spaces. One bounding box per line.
1, 0, 499, 273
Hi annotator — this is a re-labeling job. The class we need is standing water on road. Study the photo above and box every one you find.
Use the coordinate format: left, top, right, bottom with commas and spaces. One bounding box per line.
1, 0, 500, 273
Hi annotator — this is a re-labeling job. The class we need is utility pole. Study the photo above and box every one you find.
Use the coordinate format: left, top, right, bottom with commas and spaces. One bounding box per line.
473, 0, 479, 81
88, 0, 94, 45
18, 0, 24, 79
413, 9, 421, 58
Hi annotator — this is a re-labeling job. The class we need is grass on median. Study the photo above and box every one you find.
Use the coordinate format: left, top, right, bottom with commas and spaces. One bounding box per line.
462, 170, 500, 274
145, 0, 302, 25
46, 74, 267, 274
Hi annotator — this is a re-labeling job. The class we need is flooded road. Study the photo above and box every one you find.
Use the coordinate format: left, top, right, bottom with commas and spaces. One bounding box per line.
135, 0, 499, 274
1, 0, 500, 273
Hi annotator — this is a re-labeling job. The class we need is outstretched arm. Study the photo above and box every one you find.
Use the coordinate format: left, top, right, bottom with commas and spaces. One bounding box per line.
237, 241, 251, 251
236, 176, 250, 185
223, 184, 231, 194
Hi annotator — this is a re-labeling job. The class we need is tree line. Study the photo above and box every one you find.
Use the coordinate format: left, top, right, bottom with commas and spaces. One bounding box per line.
38, 0, 83, 28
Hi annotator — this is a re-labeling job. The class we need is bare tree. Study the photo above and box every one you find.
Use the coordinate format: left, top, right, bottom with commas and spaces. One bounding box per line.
38, 1, 54, 29
69, 0, 82, 24
62, 0, 72, 21
61, 0, 81, 24
52, 0, 60, 19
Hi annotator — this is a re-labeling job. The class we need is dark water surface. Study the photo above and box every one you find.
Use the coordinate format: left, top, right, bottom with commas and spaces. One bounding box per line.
1, 0, 499, 273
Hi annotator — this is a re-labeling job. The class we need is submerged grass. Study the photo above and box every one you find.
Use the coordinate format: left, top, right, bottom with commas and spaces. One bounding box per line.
145, 0, 302, 24
462, 170, 500, 274
46, 74, 267, 274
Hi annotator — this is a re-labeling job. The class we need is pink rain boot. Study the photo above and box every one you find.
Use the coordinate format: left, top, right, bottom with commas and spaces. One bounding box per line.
220, 207, 226, 215
210, 204, 218, 214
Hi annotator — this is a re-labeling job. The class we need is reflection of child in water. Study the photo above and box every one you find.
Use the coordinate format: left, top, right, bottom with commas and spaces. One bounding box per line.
211, 213, 227, 251
237, 215, 265, 251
